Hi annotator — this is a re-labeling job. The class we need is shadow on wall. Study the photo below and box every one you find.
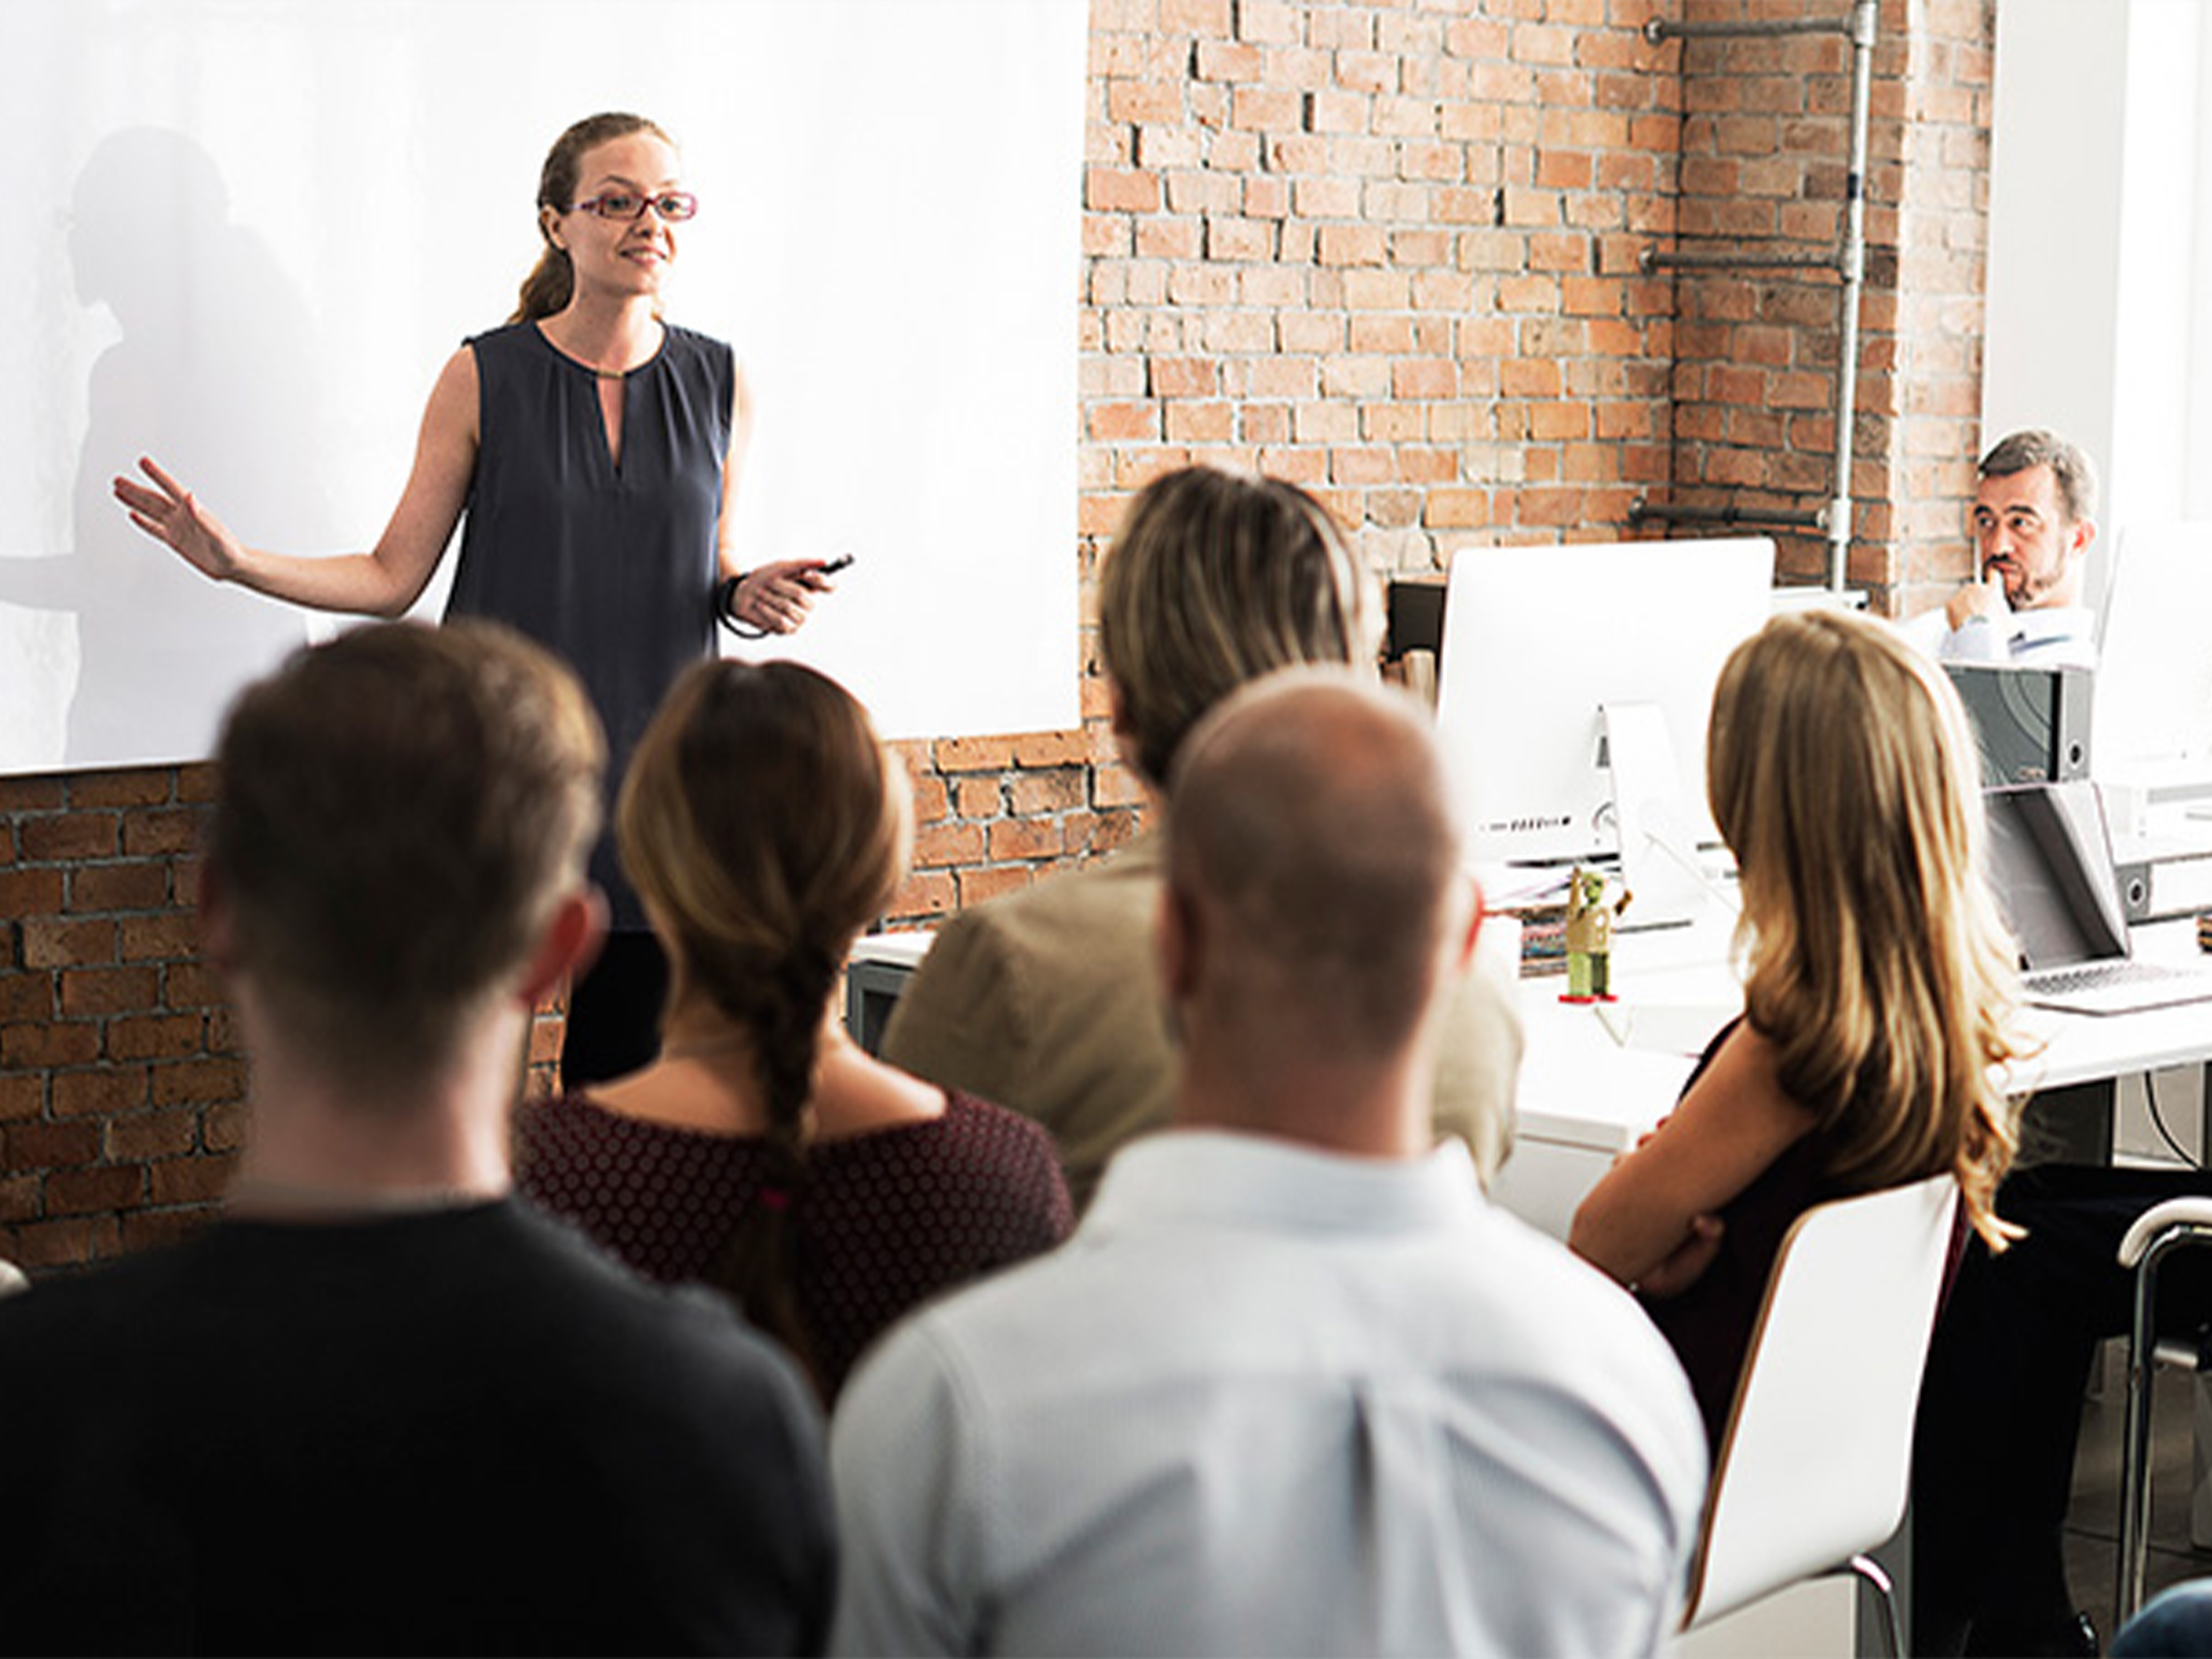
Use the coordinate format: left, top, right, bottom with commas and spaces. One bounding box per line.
0, 126, 331, 771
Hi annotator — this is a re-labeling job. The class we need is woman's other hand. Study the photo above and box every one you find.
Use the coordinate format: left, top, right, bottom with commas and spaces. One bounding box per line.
729, 559, 839, 635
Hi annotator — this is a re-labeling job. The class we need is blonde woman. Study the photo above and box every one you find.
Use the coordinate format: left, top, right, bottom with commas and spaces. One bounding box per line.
514, 660, 1072, 1400
1570, 608, 2026, 1446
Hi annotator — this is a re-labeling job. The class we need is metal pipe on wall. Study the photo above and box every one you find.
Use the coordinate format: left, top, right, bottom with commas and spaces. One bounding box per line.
1646, 15, 1849, 41
1628, 498, 1829, 531
1827, 0, 1879, 592
1642, 246, 1842, 273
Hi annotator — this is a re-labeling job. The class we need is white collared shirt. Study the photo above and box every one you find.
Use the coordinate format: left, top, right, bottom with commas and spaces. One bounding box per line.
1902, 602, 2098, 670
830, 1131, 1707, 1658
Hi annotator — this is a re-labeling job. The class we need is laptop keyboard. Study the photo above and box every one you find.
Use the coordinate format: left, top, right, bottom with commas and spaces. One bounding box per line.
2025, 956, 2212, 1015
2030, 960, 2193, 995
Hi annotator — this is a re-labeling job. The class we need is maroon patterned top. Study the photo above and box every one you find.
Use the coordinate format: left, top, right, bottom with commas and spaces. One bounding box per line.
512, 1089, 1073, 1399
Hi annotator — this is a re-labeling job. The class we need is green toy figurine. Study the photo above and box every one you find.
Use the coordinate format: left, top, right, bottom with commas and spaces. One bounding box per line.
1563, 865, 1631, 1003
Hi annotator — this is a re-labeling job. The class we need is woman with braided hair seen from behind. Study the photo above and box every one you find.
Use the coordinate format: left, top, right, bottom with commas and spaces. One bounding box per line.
514, 660, 1072, 1401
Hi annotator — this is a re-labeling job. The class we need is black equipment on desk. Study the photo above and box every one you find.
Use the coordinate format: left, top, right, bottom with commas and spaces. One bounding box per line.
1386, 576, 1447, 665
1946, 664, 2093, 787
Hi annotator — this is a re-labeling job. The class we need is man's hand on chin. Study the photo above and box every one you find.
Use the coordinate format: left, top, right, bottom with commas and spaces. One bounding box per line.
1947, 575, 2010, 630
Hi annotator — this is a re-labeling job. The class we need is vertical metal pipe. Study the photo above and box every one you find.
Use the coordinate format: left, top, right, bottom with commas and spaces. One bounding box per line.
1827, 0, 1878, 592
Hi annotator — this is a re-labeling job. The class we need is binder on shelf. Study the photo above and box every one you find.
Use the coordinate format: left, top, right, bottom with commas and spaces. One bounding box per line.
2114, 844, 2212, 925
1946, 664, 2093, 788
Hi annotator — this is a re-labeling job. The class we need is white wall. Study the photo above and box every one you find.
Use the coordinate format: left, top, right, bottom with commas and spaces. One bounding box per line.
1986, 0, 2212, 771
0, 0, 1086, 772
1985, 0, 2212, 563
1982, 0, 2130, 600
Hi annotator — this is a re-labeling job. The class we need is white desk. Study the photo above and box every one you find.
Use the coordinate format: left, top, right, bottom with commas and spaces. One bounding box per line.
852, 916, 2212, 1239
1491, 913, 1733, 1239
1492, 912, 2212, 1240
2010, 927, 2212, 1088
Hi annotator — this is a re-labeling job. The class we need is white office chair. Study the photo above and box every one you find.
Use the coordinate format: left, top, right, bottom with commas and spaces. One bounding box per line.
2114, 1195, 2212, 1625
1679, 1173, 1961, 1655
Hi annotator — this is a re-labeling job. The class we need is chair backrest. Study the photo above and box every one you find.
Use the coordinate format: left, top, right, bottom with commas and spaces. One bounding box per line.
1682, 1172, 1961, 1629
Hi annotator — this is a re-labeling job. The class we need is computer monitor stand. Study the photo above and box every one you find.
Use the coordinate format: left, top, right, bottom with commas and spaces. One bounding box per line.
1601, 700, 1710, 930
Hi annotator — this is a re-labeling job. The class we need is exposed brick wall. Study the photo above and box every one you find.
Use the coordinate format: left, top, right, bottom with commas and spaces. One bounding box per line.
0, 769, 243, 1267
883, 0, 1695, 941
1661, 0, 1991, 604
1665, 3, 1857, 584
1078, 0, 1683, 568
885, 731, 1143, 927
1882, 0, 1996, 617
1, 0, 1998, 1270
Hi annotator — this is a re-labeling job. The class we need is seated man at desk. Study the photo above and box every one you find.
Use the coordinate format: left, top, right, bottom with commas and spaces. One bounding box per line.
880, 465, 1521, 1210
831, 670, 1706, 1657
1904, 427, 2100, 669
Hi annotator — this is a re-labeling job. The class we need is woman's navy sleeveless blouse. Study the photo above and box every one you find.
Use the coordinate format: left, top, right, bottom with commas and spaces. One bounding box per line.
446, 321, 731, 928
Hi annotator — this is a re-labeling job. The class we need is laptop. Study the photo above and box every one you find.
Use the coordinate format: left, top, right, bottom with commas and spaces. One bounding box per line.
1985, 780, 2212, 1016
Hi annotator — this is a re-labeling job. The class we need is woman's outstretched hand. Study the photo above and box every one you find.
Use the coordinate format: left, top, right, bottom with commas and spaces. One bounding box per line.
113, 456, 246, 583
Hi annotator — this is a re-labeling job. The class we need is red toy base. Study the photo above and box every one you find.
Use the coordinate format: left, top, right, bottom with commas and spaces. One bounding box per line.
1558, 994, 1620, 1005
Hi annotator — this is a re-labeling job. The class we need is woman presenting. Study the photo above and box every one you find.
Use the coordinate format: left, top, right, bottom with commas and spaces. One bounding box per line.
114, 111, 836, 1086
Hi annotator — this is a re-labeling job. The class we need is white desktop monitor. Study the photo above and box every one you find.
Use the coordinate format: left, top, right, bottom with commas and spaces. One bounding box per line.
2091, 521, 2212, 788
1433, 536, 1777, 869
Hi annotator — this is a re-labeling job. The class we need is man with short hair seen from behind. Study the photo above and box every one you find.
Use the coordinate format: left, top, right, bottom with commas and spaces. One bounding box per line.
0, 621, 834, 1655
831, 669, 1706, 1658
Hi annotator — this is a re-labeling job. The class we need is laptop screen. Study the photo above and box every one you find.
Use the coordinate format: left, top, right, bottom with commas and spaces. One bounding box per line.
1983, 781, 2132, 971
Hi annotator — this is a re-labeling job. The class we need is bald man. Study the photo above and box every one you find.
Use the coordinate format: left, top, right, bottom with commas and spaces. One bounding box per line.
830, 670, 1705, 1659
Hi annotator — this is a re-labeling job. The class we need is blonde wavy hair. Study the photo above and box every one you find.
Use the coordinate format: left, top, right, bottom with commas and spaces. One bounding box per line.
1708, 608, 2025, 1247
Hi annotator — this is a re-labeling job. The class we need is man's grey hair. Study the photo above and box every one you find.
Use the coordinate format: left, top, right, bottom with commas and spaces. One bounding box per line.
1979, 429, 2098, 526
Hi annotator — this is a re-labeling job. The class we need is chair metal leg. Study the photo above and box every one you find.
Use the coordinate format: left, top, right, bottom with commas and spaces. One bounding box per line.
2191, 1368, 2212, 1549
1846, 1553, 1901, 1659
2116, 1248, 2169, 1626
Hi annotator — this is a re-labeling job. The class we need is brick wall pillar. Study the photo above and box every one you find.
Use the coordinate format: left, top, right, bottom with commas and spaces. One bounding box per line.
1663, 0, 1993, 611
1879, 0, 1996, 617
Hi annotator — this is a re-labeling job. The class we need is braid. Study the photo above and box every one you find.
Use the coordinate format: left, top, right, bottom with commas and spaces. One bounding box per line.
618, 657, 914, 1400
746, 938, 841, 1145
701, 933, 842, 1400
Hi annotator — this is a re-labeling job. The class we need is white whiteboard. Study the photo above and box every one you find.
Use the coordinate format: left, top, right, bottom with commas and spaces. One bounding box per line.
0, 0, 1086, 771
